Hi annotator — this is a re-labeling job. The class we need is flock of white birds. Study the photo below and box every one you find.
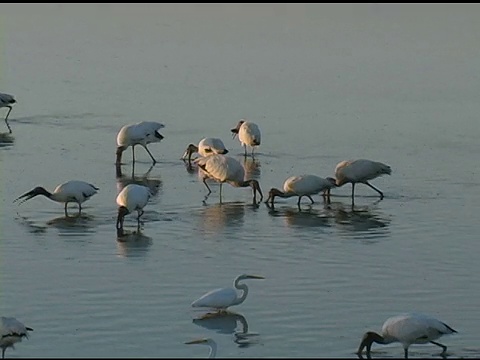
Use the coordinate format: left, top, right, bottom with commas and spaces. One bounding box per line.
1, 92, 457, 359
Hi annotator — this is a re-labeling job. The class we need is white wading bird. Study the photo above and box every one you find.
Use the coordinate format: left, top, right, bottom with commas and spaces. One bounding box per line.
185, 338, 217, 358
357, 313, 457, 359
230, 119, 261, 158
0, 317, 33, 359
181, 137, 229, 166
13, 180, 99, 217
194, 154, 263, 204
191, 274, 265, 313
0, 93, 15, 134
116, 121, 165, 165
266, 174, 337, 209
334, 159, 391, 202
116, 183, 153, 232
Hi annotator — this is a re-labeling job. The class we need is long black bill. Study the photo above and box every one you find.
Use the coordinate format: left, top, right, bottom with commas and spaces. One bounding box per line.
13, 190, 37, 205
154, 131, 164, 140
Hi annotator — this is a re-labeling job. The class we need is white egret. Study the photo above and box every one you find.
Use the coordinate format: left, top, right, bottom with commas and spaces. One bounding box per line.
231, 119, 261, 157
0, 317, 33, 359
116, 121, 165, 165
194, 154, 263, 204
13, 180, 99, 217
116, 183, 153, 232
185, 338, 217, 358
181, 137, 229, 165
266, 174, 337, 209
334, 159, 391, 202
0, 93, 15, 134
191, 274, 265, 312
357, 313, 457, 359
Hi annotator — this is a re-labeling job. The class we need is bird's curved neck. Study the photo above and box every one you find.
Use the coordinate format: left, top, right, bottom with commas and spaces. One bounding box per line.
275, 190, 295, 199
232, 278, 249, 306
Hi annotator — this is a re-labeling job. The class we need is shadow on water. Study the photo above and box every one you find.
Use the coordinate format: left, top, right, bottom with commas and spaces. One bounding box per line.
266, 201, 333, 229
195, 202, 250, 235
15, 212, 98, 236
115, 163, 163, 196
241, 157, 261, 180
116, 229, 153, 258
192, 311, 260, 348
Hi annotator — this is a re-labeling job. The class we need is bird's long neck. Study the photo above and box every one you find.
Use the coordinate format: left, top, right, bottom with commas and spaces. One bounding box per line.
208, 342, 217, 358
275, 190, 296, 199
232, 278, 249, 306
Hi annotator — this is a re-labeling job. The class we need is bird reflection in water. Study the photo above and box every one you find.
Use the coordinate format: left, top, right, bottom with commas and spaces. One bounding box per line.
115, 163, 162, 196
0, 132, 14, 148
197, 202, 247, 235
241, 157, 261, 180
116, 228, 153, 258
193, 311, 260, 348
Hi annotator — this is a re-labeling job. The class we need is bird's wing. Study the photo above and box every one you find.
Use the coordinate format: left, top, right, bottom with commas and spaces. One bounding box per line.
192, 287, 238, 308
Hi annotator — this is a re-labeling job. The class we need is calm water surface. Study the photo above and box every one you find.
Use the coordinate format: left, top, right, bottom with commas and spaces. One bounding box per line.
1, 3, 480, 358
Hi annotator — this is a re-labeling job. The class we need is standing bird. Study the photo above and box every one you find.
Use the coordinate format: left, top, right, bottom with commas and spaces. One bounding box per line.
194, 154, 263, 204
181, 137, 229, 166
0, 93, 16, 134
0, 317, 33, 359
13, 180, 99, 217
266, 174, 337, 209
116, 183, 153, 232
116, 121, 165, 165
231, 119, 261, 158
334, 159, 391, 203
191, 274, 265, 313
185, 338, 217, 358
357, 313, 457, 359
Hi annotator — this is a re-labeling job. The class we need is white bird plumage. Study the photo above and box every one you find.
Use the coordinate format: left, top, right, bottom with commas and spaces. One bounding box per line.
0, 317, 33, 359
13, 180, 99, 217
116, 183, 153, 232
0, 92, 16, 134
191, 274, 265, 312
116, 121, 165, 165
334, 159, 391, 202
231, 119, 261, 158
266, 174, 337, 209
194, 154, 263, 204
181, 137, 229, 165
185, 338, 217, 358
357, 313, 457, 359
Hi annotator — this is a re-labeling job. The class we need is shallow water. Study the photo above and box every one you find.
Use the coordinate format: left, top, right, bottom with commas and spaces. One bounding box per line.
1, 3, 480, 358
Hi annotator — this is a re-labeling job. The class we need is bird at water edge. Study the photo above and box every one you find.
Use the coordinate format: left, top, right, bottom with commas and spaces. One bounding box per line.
116, 121, 165, 165
0, 316, 33, 359
230, 119, 261, 158
13, 180, 99, 217
116, 183, 153, 233
0, 92, 16, 134
181, 137, 229, 166
357, 312, 457, 359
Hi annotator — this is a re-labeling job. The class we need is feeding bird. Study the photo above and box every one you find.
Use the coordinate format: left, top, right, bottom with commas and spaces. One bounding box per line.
191, 274, 265, 313
13, 180, 99, 217
0, 317, 33, 359
116, 183, 153, 232
181, 137, 229, 166
334, 159, 391, 203
265, 174, 337, 209
357, 313, 457, 359
194, 154, 263, 204
230, 119, 261, 158
185, 338, 217, 358
116, 121, 165, 165
0, 93, 15, 134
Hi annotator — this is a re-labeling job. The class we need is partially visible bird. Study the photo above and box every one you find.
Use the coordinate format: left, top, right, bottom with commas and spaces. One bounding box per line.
191, 274, 265, 313
334, 159, 391, 202
116, 183, 153, 232
0, 93, 15, 134
194, 154, 263, 204
0, 316, 33, 359
265, 174, 337, 209
357, 313, 457, 359
116, 121, 165, 165
13, 180, 99, 217
231, 119, 261, 158
181, 137, 229, 166
185, 338, 217, 358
